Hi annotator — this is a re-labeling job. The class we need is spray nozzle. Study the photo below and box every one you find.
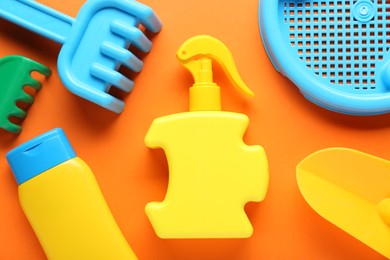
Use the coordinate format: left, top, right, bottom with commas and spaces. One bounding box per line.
177, 35, 254, 111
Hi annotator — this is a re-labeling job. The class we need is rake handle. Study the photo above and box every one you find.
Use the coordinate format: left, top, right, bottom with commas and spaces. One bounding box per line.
0, 0, 73, 44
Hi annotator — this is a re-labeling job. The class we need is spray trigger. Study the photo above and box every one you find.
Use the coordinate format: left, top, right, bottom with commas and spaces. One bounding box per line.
176, 35, 254, 97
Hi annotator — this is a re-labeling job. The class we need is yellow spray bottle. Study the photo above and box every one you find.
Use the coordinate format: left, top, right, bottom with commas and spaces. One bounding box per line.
145, 35, 269, 238
6, 128, 137, 260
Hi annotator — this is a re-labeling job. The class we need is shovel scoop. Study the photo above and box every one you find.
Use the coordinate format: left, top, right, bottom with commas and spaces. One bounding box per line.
297, 148, 390, 258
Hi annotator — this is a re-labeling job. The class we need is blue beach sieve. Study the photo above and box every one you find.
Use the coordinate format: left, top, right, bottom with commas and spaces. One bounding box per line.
259, 0, 390, 115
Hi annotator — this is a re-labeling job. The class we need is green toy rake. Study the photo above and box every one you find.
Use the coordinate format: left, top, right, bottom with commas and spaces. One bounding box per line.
0, 56, 51, 133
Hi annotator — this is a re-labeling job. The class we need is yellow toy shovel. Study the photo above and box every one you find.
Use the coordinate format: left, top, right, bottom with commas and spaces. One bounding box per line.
297, 148, 390, 258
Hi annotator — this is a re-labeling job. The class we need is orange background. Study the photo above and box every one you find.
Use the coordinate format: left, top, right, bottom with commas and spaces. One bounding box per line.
0, 0, 389, 259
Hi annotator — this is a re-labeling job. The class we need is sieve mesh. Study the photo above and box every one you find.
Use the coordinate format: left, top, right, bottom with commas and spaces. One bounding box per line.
283, 0, 390, 92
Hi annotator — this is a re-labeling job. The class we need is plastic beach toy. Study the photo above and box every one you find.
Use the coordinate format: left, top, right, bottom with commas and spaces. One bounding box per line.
145, 35, 269, 238
0, 55, 51, 133
0, 0, 162, 113
259, 0, 390, 115
297, 148, 390, 258
6, 128, 137, 259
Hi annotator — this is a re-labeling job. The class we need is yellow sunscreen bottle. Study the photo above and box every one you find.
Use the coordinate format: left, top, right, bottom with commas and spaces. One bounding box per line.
145, 35, 269, 238
6, 128, 137, 260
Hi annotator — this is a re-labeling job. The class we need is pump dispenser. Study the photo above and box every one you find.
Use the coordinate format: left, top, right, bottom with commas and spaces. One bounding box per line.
145, 35, 269, 238
179, 35, 254, 112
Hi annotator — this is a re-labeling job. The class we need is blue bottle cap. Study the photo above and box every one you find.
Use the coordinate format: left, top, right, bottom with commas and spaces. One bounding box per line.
6, 128, 76, 185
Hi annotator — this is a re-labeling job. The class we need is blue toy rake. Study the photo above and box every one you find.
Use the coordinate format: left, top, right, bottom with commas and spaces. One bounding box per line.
0, 0, 162, 113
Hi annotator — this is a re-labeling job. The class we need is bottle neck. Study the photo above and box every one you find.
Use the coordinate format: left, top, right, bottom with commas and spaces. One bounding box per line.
189, 83, 221, 111
188, 58, 221, 111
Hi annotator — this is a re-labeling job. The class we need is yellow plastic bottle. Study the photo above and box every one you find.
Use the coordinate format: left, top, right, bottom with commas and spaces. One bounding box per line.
6, 128, 137, 260
145, 35, 269, 238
